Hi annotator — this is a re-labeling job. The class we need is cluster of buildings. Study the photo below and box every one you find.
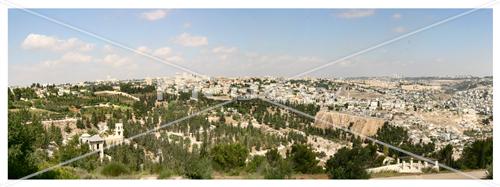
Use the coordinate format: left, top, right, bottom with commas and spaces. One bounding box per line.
79, 123, 125, 162
152, 74, 492, 158
11, 74, 492, 166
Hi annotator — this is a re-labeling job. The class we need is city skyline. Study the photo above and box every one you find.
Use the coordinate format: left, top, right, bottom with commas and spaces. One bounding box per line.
9, 9, 493, 86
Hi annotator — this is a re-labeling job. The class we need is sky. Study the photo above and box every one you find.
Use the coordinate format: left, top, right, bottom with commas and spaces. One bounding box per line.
8, 9, 492, 86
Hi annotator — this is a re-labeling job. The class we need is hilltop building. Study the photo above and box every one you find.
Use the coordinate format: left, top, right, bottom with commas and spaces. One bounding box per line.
79, 123, 125, 162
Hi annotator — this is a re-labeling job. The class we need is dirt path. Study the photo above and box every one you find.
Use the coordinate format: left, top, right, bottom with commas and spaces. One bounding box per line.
373, 170, 487, 179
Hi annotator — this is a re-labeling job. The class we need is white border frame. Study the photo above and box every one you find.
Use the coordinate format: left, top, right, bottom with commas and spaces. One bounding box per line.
1, 1, 498, 187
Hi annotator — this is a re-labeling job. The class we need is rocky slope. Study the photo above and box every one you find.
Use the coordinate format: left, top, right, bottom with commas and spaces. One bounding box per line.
314, 111, 385, 137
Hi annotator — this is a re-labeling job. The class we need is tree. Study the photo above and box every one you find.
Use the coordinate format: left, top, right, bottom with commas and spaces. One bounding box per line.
263, 149, 293, 179
8, 111, 43, 179
325, 146, 377, 179
458, 138, 493, 169
264, 159, 293, 179
76, 119, 85, 129
375, 122, 412, 157
47, 125, 63, 145
58, 136, 97, 171
265, 148, 281, 167
246, 155, 266, 173
288, 144, 322, 174
375, 122, 408, 147
435, 144, 456, 168
184, 156, 212, 179
210, 143, 249, 173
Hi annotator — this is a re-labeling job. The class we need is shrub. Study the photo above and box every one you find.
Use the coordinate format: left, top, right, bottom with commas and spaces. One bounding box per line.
210, 143, 249, 172
184, 156, 212, 179
325, 147, 371, 179
158, 168, 174, 179
288, 144, 322, 174
264, 159, 293, 179
486, 164, 493, 179
263, 149, 293, 179
246, 155, 266, 173
101, 162, 129, 177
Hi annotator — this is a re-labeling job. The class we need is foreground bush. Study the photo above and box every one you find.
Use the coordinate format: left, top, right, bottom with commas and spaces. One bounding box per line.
210, 143, 249, 172
184, 156, 212, 179
101, 162, 129, 177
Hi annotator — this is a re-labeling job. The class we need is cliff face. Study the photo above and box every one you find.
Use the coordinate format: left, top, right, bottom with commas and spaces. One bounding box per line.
314, 111, 385, 137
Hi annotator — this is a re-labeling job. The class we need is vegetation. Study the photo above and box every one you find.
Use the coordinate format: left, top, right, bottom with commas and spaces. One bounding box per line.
184, 156, 213, 179
7, 82, 493, 180
288, 144, 322, 174
101, 162, 130, 177
210, 143, 249, 173
325, 143, 378, 179
8, 110, 43, 179
457, 138, 493, 170
434, 144, 456, 168
375, 122, 435, 157
263, 149, 293, 179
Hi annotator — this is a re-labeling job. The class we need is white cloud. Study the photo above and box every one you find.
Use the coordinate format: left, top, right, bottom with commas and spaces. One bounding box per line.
103, 44, 114, 53
392, 26, 407, 33
174, 33, 208, 47
100, 54, 131, 67
22, 33, 94, 52
136, 46, 152, 54
211, 46, 237, 60
154, 47, 183, 62
183, 22, 192, 28
60, 52, 93, 62
212, 46, 237, 54
135, 46, 183, 63
42, 52, 93, 67
336, 9, 375, 19
392, 13, 402, 20
164, 56, 184, 63
141, 9, 168, 21
153, 47, 172, 57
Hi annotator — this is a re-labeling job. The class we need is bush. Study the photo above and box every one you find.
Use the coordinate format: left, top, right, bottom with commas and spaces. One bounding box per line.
210, 143, 249, 172
158, 168, 174, 179
325, 147, 372, 179
458, 138, 493, 169
101, 162, 129, 177
264, 159, 293, 179
246, 155, 266, 173
263, 149, 293, 179
37, 166, 79, 179
184, 156, 212, 179
288, 144, 322, 174
486, 164, 493, 179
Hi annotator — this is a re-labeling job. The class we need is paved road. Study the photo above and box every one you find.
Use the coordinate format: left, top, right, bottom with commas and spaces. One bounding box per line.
374, 170, 487, 179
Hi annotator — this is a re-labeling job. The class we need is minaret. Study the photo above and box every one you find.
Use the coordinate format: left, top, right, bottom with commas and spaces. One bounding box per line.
115, 123, 123, 136
98, 142, 104, 162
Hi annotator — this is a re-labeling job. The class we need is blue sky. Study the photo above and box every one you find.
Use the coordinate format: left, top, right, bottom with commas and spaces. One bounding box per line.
8, 9, 492, 85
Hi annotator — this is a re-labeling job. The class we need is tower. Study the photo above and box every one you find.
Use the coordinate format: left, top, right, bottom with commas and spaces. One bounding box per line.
115, 123, 124, 137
